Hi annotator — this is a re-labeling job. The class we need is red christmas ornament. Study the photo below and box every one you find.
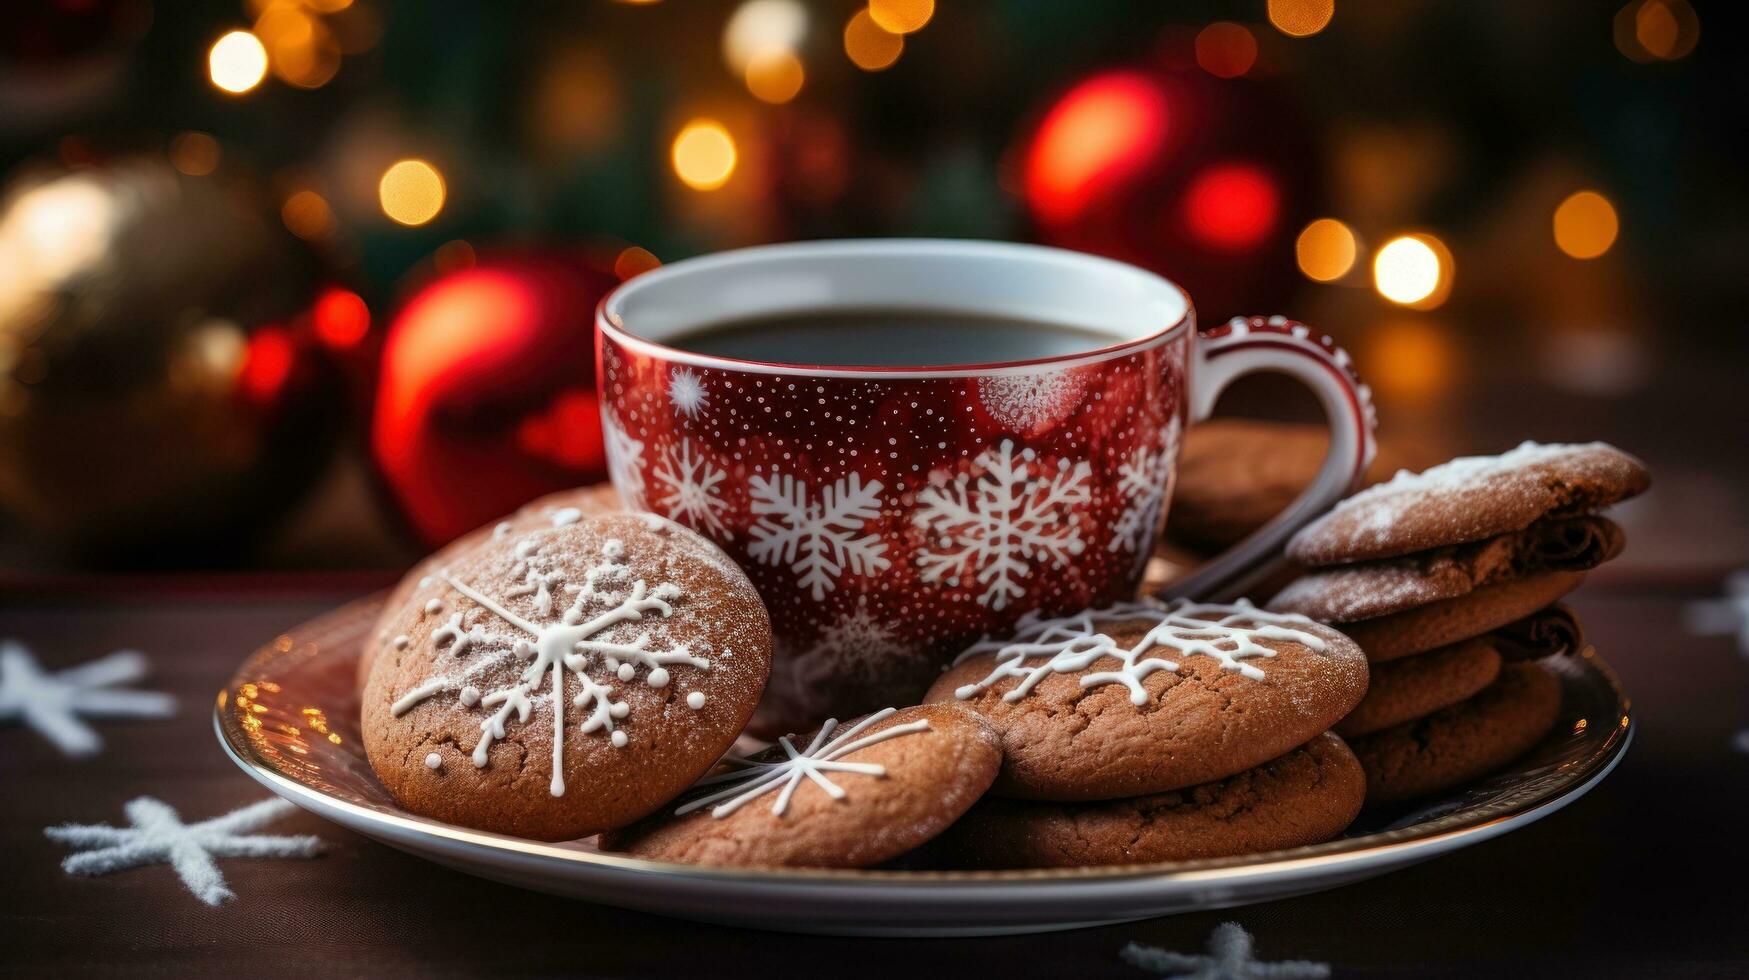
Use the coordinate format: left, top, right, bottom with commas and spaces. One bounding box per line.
371, 251, 617, 548
1017, 67, 1319, 319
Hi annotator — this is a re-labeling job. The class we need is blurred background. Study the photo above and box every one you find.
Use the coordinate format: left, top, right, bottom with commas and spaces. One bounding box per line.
1, 0, 1743, 581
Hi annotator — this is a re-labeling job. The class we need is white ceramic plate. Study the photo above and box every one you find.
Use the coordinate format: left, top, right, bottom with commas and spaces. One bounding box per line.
215, 595, 1632, 937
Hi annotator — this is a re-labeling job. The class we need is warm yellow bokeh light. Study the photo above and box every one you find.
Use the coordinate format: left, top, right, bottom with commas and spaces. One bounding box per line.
723, 0, 808, 72
1369, 318, 1456, 401
1296, 218, 1358, 282
746, 50, 805, 104
1373, 234, 1451, 308
1637, 0, 1698, 59
1268, 0, 1334, 37
257, 1, 342, 90
614, 246, 661, 280
1553, 191, 1619, 260
378, 159, 446, 226
209, 31, 269, 94
869, 0, 934, 34
169, 132, 222, 176
844, 10, 904, 71
281, 190, 334, 240
1195, 22, 1258, 78
671, 120, 738, 191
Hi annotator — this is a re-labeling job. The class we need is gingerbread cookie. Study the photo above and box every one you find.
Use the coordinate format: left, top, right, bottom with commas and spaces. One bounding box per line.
1166, 420, 1431, 554
362, 484, 623, 685
1333, 637, 1501, 738
1273, 515, 1622, 623
1490, 603, 1584, 661
362, 512, 771, 840
1288, 441, 1649, 567
599, 704, 1000, 868
1350, 662, 1561, 806
932, 732, 1364, 869
1341, 570, 1585, 662
925, 601, 1368, 801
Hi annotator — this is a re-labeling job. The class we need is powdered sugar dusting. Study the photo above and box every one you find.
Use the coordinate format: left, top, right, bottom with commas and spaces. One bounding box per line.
1335, 442, 1609, 516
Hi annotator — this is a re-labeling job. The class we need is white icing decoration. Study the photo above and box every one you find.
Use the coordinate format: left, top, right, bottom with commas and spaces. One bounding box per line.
549, 507, 583, 527
616, 663, 635, 681
389, 539, 709, 797
393, 635, 410, 651
686, 691, 707, 710
418, 575, 434, 589
746, 470, 891, 600
674, 707, 929, 819
424, 752, 442, 769
912, 438, 1092, 611
424, 599, 443, 615
492, 522, 512, 539
0, 642, 175, 756
952, 600, 1326, 705
45, 797, 322, 907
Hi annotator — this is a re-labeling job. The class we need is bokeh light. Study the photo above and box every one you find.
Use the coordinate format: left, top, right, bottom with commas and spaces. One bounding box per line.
169, 132, 222, 176
1268, 0, 1334, 37
1553, 191, 1619, 260
844, 10, 904, 71
433, 239, 477, 273
746, 50, 805, 104
209, 31, 269, 94
1183, 163, 1279, 251
614, 246, 661, 280
281, 189, 335, 239
869, 0, 934, 35
1626, 0, 1699, 61
1296, 218, 1358, 282
1369, 318, 1457, 401
312, 288, 370, 349
1024, 72, 1169, 225
1373, 233, 1452, 308
723, 0, 807, 73
256, 1, 342, 89
1195, 22, 1257, 78
672, 119, 738, 191
378, 159, 446, 226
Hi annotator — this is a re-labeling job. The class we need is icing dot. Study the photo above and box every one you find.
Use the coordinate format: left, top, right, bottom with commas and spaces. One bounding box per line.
551, 507, 582, 526
393, 635, 410, 650
610, 730, 628, 748
610, 701, 629, 719
424, 752, 442, 769
514, 639, 535, 661
617, 663, 635, 682
646, 667, 670, 688
459, 686, 481, 707
493, 522, 512, 538
424, 599, 443, 615
418, 576, 434, 588
603, 538, 625, 559
686, 691, 706, 710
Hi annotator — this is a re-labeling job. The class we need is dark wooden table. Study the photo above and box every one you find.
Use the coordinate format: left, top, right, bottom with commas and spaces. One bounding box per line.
2, 577, 1745, 978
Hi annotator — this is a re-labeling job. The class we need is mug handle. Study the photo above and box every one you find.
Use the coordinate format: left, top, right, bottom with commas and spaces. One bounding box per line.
1158, 315, 1378, 602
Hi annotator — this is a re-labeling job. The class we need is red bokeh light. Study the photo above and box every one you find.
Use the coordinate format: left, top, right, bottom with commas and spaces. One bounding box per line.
238, 326, 294, 403
1024, 71, 1170, 226
312, 287, 371, 349
1182, 162, 1279, 251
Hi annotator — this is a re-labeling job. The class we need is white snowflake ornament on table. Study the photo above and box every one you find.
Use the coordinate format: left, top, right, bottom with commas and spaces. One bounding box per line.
46, 797, 322, 906
0, 641, 175, 756
1122, 923, 1330, 979
913, 438, 1092, 611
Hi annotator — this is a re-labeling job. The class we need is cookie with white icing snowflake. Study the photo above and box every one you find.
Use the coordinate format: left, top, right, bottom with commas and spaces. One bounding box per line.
1287, 440, 1649, 567
360, 484, 622, 687
931, 732, 1365, 869
362, 512, 771, 840
925, 601, 1368, 801
598, 704, 1001, 868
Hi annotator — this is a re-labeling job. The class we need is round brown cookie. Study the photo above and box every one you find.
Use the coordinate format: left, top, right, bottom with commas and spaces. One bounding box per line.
362, 512, 771, 841
1342, 570, 1584, 662
931, 732, 1364, 869
1288, 441, 1648, 567
1350, 661, 1561, 806
361, 484, 623, 686
1165, 420, 1427, 554
1273, 515, 1622, 623
1333, 637, 1502, 738
924, 601, 1369, 801
599, 704, 1001, 868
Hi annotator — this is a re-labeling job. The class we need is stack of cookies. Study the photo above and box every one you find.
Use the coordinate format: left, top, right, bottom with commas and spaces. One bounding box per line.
1271, 441, 1649, 806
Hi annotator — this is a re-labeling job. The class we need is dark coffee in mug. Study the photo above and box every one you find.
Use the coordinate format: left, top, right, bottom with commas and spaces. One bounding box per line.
665, 308, 1116, 367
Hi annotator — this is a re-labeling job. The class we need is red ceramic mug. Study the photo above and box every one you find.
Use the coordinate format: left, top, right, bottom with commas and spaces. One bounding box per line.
597, 240, 1375, 730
